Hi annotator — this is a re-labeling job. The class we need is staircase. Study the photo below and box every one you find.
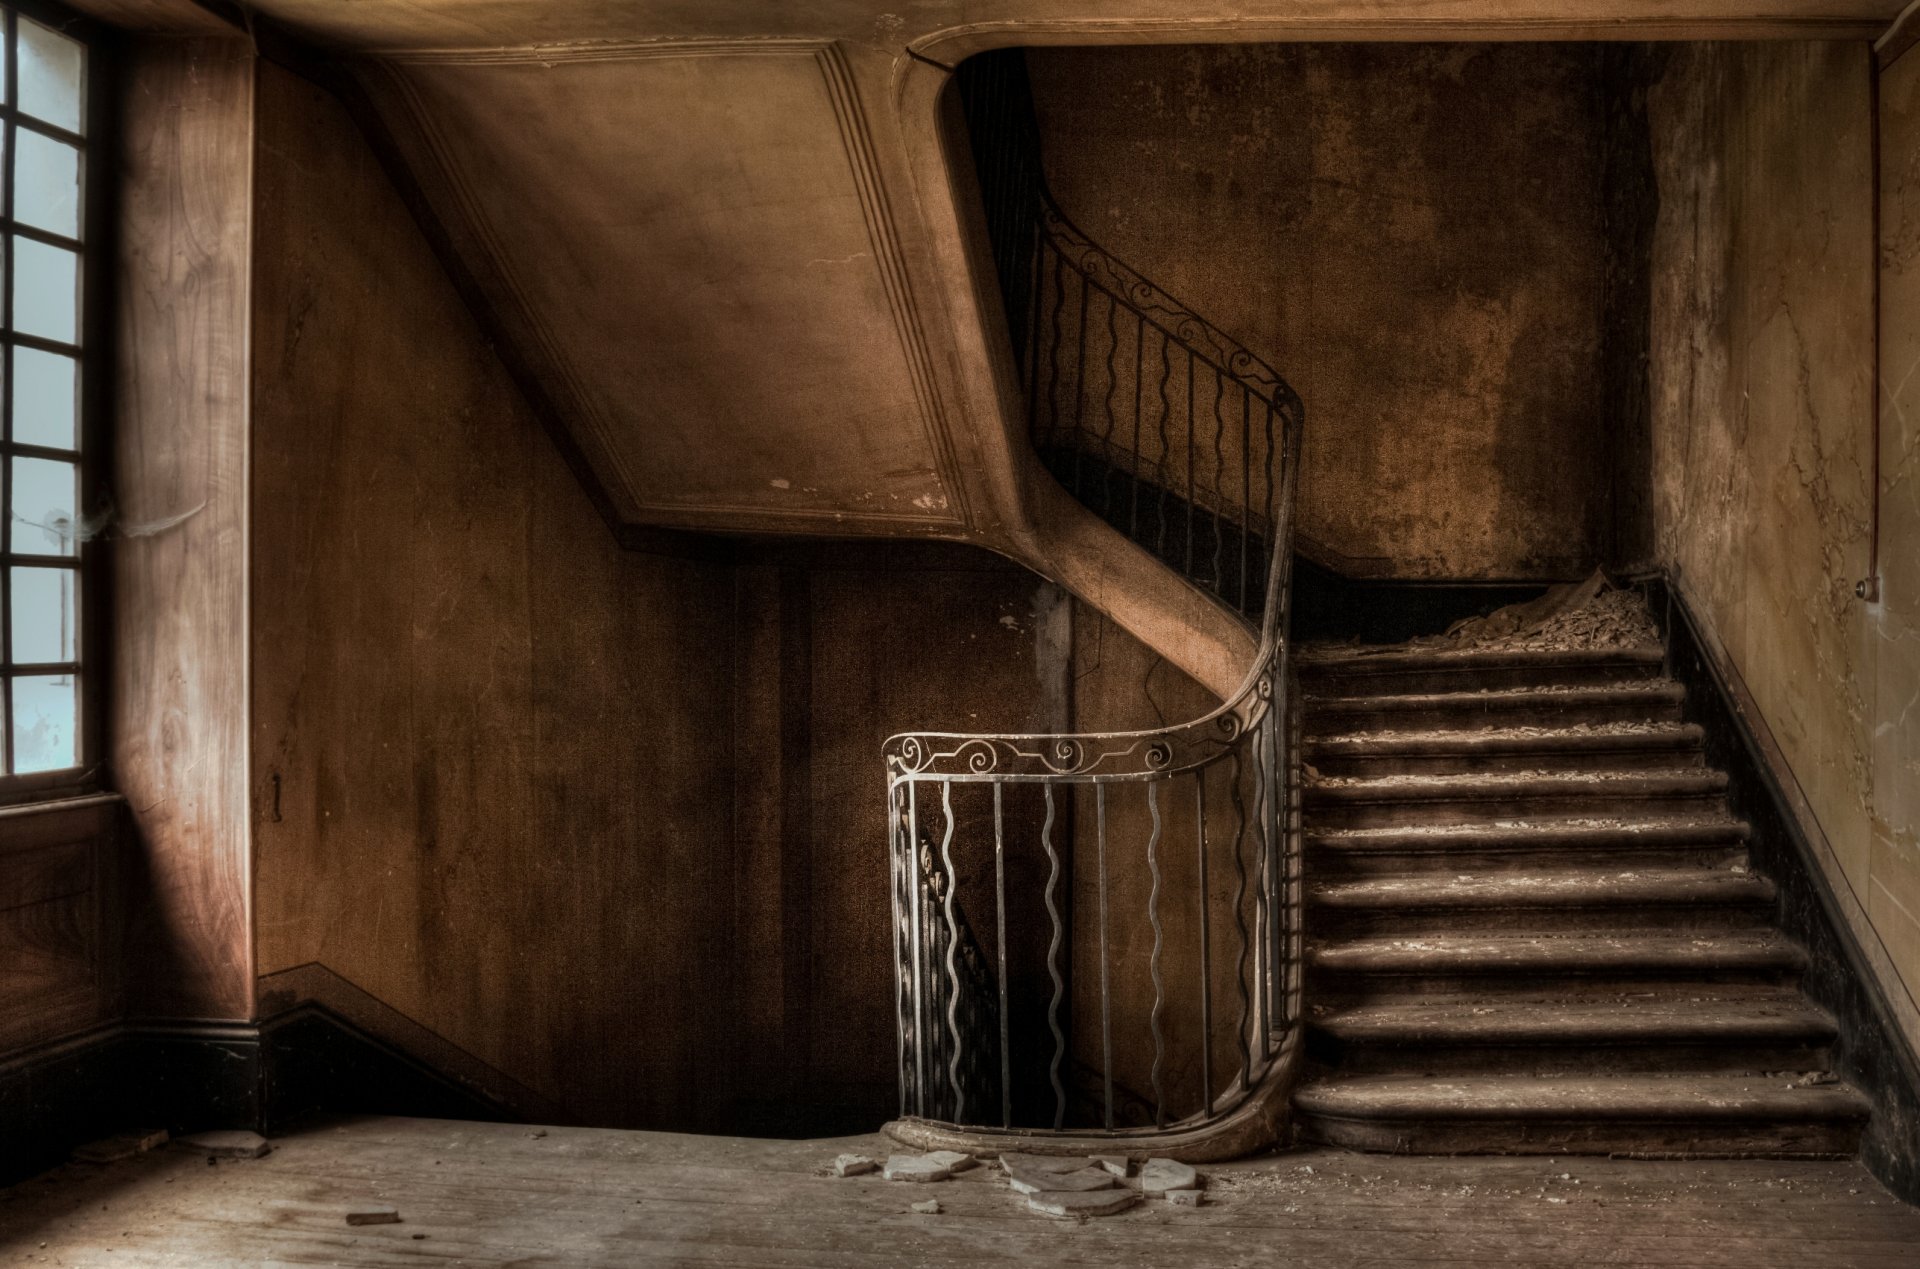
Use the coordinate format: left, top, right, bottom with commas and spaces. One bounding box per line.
1290, 643, 1871, 1156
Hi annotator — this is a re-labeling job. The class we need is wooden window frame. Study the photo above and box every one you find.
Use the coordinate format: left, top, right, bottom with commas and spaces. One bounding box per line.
0, 0, 108, 806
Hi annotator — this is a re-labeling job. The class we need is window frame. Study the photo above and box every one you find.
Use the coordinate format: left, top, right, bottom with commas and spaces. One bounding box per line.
0, 0, 109, 807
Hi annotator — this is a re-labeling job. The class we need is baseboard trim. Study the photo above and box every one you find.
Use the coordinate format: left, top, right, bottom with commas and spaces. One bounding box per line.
0, 1020, 261, 1186
0, 998, 533, 1186
1647, 577, 1920, 1205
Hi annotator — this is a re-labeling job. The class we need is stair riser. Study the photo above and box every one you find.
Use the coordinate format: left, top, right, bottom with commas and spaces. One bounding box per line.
1305, 1037, 1836, 1077
1306, 699, 1685, 734
1307, 969, 1806, 999
1307, 844, 1751, 876
1308, 792, 1727, 830
1308, 747, 1705, 777
1301, 662, 1663, 698
1295, 1114, 1863, 1158
1309, 904, 1779, 937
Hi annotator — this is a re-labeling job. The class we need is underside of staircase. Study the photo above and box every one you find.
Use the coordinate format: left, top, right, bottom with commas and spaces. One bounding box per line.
1291, 643, 1872, 1157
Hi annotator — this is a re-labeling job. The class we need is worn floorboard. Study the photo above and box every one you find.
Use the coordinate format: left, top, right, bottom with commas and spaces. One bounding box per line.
2, 1116, 1917, 1266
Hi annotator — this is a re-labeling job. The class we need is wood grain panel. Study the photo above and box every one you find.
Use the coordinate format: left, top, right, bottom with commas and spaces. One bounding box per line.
0, 795, 121, 1054
110, 39, 256, 1023
247, 61, 738, 1132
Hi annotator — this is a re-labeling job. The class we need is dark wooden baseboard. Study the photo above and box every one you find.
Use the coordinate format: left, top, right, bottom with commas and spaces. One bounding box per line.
1646, 577, 1920, 1206
0, 1001, 522, 1187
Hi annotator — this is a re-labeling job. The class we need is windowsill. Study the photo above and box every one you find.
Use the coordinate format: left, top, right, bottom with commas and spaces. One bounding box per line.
0, 774, 110, 812
0, 787, 121, 831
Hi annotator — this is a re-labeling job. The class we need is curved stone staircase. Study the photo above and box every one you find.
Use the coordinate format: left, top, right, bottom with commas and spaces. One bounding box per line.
1290, 644, 1871, 1156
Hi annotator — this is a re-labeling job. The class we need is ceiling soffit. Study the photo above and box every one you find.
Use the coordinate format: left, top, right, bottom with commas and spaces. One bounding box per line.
358, 40, 971, 535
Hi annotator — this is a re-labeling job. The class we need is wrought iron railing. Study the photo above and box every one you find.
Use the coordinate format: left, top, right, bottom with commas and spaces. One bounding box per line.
881, 51, 1306, 1144
1025, 194, 1288, 619
885, 413, 1301, 1135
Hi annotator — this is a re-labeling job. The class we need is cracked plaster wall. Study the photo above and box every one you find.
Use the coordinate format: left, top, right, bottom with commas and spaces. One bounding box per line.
1648, 40, 1920, 1039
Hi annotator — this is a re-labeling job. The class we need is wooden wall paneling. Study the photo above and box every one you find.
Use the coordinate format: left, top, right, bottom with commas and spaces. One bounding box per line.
0, 796, 121, 1054
246, 59, 741, 1131
110, 38, 256, 1023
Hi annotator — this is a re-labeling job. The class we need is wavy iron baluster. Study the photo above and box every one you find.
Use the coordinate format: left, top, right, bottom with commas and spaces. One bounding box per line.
1040, 784, 1067, 1130
1227, 747, 1253, 1095
1195, 768, 1213, 1116
994, 781, 1011, 1130
1211, 366, 1226, 593
1146, 779, 1166, 1129
939, 781, 964, 1123
1097, 783, 1114, 1130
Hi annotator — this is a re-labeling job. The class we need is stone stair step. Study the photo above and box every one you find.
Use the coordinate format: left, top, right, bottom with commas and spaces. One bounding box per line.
1308, 930, 1807, 980
1293, 1074, 1869, 1156
1306, 722, 1706, 776
1308, 991, 1836, 1049
1297, 646, 1667, 697
1308, 866, 1775, 912
1307, 816, 1753, 874
1303, 682, 1688, 734
1305, 768, 1727, 829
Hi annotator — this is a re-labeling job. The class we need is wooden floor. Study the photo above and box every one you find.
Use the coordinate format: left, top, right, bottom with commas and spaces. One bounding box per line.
3, 1116, 1918, 1266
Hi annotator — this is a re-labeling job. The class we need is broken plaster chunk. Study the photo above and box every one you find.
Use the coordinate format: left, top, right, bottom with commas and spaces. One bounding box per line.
1165, 1188, 1205, 1208
1006, 1164, 1115, 1196
1093, 1155, 1130, 1178
345, 1204, 402, 1226
883, 1154, 951, 1183
922, 1150, 976, 1174
72, 1129, 169, 1164
910, 1198, 941, 1215
1027, 1188, 1140, 1219
998, 1152, 1093, 1175
176, 1130, 271, 1159
1140, 1158, 1199, 1195
830, 1154, 877, 1177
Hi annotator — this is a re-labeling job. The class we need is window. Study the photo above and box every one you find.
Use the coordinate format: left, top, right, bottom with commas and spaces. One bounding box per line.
2, 3, 88, 794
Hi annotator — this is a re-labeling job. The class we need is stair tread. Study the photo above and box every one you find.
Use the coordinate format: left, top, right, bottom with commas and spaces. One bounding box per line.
1309, 930, 1806, 973
1308, 767, 1726, 802
1309, 683, 1686, 711
1308, 815, 1751, 849
1312, 991, 1837, 1043
1309, 866, 1775, 909
1293, 1073, 1869, 1121
1308, 722, 1704, 754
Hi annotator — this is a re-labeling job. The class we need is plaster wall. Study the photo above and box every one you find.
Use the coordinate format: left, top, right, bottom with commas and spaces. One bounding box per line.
1026, 43, 1611, 579
1874, 39, 1920, 1049
1647, 41, 1919, 1042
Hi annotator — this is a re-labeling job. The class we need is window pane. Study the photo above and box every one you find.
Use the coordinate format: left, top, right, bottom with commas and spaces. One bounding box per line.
15, 131, 82, 239
13, 237, 79, 344
12, 674, 77, 773
11, 567, 76, 664
12, 347, 77, 450
19, 18, 85, 135
11, 456, 77, 555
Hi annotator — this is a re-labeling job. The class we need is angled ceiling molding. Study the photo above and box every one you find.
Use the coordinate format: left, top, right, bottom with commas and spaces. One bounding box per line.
378, 38, 836, 65
355, 39, 971, 535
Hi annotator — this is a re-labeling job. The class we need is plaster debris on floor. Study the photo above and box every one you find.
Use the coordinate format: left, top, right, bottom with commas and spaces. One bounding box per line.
839, 1149, 1210, 1221
174, 1131, 271, 1160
